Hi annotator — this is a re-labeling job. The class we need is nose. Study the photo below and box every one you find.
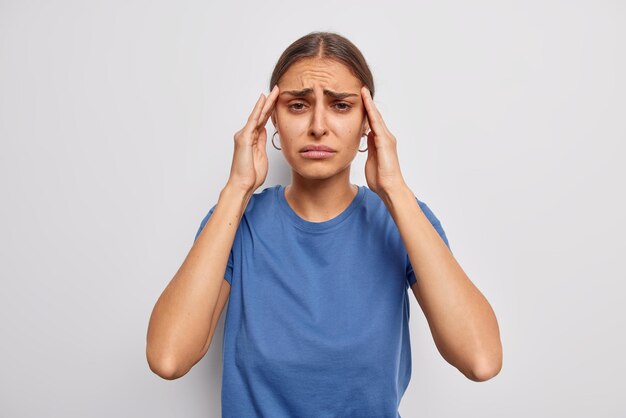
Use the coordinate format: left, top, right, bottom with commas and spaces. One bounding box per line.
308, 100, 328, 138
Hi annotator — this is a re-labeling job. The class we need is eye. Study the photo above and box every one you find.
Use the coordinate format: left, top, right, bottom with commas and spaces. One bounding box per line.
286, 101, 352, 113
334, 102, 352, 112
287, 102, 307, 112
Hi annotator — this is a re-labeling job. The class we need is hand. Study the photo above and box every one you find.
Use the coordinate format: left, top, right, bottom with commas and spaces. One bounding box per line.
226, 85, 280, 194
361, 86, 407, 197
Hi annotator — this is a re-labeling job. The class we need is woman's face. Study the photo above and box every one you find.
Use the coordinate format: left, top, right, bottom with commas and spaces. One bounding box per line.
271, 58, 370, 180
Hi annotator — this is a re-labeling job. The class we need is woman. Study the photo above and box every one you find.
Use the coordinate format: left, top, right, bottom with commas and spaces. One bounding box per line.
147, 31, 502, 417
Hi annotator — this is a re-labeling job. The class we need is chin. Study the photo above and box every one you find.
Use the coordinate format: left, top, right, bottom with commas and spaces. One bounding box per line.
292, 161, 353, 181
294, 167, 336, 180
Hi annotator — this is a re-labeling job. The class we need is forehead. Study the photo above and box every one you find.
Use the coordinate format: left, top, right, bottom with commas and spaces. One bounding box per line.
278, 58, 361, 90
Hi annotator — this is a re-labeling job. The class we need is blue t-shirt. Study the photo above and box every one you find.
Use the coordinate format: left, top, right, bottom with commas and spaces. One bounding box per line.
194, 184, 450, 418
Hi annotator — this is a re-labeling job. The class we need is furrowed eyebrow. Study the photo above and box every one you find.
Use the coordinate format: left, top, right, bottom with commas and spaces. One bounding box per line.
280, 88, 359, 100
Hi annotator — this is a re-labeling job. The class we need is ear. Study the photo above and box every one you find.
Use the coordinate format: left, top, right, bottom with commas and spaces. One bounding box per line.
271, 111, 277, 128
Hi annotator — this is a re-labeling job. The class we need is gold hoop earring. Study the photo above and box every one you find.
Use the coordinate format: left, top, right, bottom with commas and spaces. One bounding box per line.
358, 133, 368, 152
271, 131, 281, 150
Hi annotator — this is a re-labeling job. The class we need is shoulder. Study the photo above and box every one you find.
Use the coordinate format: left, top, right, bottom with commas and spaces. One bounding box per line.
203, 184, 278, 217
361, 185, 443, 227
194, 185, 280, 242
243, 184, 279, 213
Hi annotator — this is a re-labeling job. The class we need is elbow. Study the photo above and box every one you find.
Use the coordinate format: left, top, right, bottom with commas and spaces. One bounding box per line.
146, 347, 185, 380
148, 356, 184, 380
466, 351, 503, 382
148, 354, 182, 380
467, 361, 501, 382
465, 323, 503, 382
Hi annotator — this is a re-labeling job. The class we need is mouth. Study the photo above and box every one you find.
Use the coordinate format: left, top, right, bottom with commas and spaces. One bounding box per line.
299, 144, 336, 152
299, 149, 336, 159
299, 144, 336, 160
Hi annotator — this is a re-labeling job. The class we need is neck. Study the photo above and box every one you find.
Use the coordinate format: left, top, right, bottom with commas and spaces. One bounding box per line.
284, 169, 358, 222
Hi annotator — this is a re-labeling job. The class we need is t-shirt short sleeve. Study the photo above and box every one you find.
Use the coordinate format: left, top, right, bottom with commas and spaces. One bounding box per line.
406, 198, 451, 287
193, 204, 234, 285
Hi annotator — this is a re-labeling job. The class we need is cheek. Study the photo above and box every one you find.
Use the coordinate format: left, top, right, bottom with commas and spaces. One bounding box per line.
332, 117, 363, 144
276, 109, 307, 137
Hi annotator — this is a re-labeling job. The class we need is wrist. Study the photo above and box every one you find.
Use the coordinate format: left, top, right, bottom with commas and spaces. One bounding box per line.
221, 182, 253, 202
380, 182, 414, 210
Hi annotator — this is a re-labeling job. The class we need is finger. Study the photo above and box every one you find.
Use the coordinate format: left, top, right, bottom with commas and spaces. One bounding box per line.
360, 86, 379, 133
361, 86, 391, 136
244, 93, 267, 134
258, 85, 280, 128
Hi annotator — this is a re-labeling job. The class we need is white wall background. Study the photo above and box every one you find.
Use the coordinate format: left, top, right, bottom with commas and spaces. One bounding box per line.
1, 0, 624, 416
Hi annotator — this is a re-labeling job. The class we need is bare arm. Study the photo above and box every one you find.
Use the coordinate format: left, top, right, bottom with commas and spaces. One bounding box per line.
357, 85, 502, 382
146, 185, 250, 380
145, 86, 279, 380
384, 186, 502, 382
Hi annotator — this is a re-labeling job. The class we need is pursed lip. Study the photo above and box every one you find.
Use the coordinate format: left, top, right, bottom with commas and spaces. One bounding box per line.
299, 144, 336, 152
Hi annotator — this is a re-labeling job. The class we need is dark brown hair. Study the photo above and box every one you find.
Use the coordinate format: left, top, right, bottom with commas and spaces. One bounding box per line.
269, 31, 375, 99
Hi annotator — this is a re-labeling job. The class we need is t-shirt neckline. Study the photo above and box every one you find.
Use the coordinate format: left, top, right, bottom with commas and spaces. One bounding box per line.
276, 184, 366, 232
